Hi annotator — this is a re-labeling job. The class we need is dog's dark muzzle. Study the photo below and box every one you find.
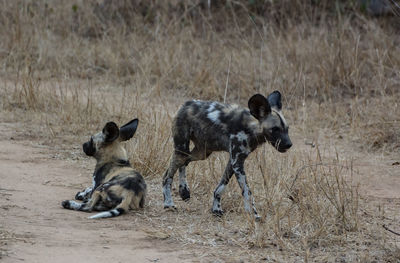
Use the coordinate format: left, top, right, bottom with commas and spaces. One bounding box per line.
83, 138, 96, 156
273, 134, 292, 153
277, 142, 292, 153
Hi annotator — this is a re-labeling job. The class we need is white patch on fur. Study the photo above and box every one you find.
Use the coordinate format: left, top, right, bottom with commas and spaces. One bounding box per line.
207, 111, 220, 124
240, 144, 250, 155
212, 199, 222, 211
271, 109, 288, 128
178, 166, 187, 187
207, 102, 217, 112
214, 184, 226, 196
68, 201, 83, 210
232, 131, 248, 142
89, 211, 113, 219
207, 102, 221, 124
212, 184, 226, 212
193, 99, 202, 106
236, 174, 251, 212
76, 186, 93, 200
92, 132, 105, 144
163, 178, 175, 208
232, 165, 242, 175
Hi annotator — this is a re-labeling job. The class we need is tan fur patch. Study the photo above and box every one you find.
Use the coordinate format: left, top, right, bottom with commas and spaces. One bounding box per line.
104, 167, 135, 182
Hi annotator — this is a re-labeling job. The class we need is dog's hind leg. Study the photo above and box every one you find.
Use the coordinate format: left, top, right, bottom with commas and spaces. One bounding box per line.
163, 117, 196, 208
178, 146, 212, 201
162, 152, 188, 208
178, 166, 190, 201
89, 192, 133, 219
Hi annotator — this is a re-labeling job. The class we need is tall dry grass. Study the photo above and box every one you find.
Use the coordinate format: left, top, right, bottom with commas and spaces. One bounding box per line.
0, 1, 399, 261
1, 1, 398, 151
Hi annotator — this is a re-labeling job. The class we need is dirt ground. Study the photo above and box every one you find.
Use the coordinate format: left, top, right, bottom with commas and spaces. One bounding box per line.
0, 117, 399, 262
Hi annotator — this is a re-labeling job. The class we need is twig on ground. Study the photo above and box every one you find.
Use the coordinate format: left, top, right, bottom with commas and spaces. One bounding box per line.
383, 225, 400, 236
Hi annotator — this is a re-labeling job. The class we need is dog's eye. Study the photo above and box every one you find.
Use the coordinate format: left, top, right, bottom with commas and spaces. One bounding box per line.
271, 127, 280, 133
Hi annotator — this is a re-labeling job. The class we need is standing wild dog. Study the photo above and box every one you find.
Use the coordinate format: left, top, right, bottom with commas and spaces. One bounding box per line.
162, 91, 292, 218
62, 119, 147, 219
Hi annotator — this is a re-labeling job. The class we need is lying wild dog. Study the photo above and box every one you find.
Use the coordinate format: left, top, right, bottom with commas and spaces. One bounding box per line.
62, 119, 147, 219
162, 91, 292, 219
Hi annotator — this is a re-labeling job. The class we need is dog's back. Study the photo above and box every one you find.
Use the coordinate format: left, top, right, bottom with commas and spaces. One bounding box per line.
172, 100, 259, 153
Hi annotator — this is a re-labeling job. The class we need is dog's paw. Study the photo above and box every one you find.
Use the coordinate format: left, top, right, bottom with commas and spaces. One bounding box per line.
179, 185, 190, 201
75, 192, 84, 200
163, 204, 177, 210
211, 209, 224, 217
61, 200, 71, 209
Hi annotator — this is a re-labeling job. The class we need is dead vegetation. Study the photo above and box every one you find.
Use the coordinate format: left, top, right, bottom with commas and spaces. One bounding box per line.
0, 0, 399, 262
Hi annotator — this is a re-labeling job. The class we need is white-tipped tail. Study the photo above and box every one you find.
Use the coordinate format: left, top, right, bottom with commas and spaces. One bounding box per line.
88, 208, 124, 219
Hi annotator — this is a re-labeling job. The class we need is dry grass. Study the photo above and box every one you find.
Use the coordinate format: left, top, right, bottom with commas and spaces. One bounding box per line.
1, 1, 400, 262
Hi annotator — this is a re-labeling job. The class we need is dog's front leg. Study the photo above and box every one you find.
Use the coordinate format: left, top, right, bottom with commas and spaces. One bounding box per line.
63, 190, 101, 212
75, 175, 97, 201
212, 159, 234, 216
231, 153, 260, 220
75, 186, 93, 201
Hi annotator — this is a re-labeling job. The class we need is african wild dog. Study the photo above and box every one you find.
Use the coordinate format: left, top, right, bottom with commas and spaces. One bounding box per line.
162, 91, 292, 219
62, 119, 147, 219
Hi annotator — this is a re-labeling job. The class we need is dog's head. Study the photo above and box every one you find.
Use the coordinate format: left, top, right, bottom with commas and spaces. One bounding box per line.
82, 119, 139, 159
248, 91, 292, 152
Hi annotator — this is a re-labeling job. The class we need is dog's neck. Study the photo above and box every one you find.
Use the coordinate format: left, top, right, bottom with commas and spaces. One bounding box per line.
242, 114, 267, 150
95, 156, 130, 167
94, 157, 131, 174
94, 144, 130, 169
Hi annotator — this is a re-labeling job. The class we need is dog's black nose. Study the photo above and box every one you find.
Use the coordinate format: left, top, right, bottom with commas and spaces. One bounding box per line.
286, 141, 292, 149
278, 140, 292, 153
83, 138, 96, 156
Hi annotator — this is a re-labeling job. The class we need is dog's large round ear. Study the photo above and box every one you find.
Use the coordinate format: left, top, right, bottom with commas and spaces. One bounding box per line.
248, 94, 271, 120
267, 90, 282, 110
119, 118, 138, 141
103, 122, 120, 143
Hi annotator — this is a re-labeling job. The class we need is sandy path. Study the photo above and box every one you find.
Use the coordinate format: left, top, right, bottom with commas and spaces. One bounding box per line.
0, 122, 191, 263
